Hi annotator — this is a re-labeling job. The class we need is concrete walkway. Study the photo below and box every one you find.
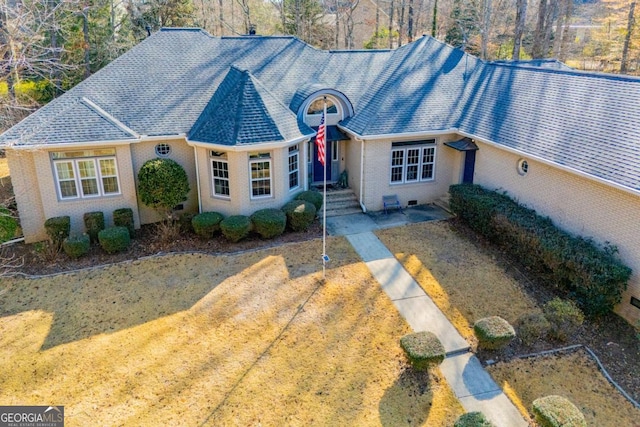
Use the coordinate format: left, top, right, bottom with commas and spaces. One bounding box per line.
329, 207, 528, 427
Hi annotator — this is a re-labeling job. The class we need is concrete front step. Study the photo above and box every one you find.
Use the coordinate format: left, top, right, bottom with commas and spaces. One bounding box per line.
320, 188, 361, 218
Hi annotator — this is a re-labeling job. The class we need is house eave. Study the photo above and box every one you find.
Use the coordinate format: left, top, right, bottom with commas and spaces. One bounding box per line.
337, 126, 459, 141
186, 134, 313, 151
458, 131, 640, 198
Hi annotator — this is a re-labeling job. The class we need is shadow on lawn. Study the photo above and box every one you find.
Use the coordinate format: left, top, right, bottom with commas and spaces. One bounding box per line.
378, 368, 433, 426
2, 239, 353, 351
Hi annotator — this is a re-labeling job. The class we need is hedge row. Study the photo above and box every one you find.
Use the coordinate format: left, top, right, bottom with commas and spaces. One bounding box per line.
45, 207, 135, 258
191, 190, 321, 242
449, 184, 631, 317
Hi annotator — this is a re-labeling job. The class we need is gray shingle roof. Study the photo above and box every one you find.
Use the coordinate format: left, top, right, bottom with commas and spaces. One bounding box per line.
458, 63, 640, 191
0, 28, 639, 193
189, 66, 314, 145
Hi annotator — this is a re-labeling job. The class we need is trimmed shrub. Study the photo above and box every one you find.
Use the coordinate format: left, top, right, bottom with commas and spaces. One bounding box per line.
516, 312, 551, 346
220, 215, 252, 243
44, 216, 70, 248
282, 200, 316, 232
83, 211, 105, 243
192, 212, 224, 238
62, 234, 90, 259
454, 412, 495, 427
532, 395, 586, 427
543, 298, 584, 341
399, 331, 445, 371
251, 208, 287, 239
449, 184, 632, 317
295, 190, 323, 211
0, 207, 18, 243
113, 208, 135, 238
98, 226, 131, 254
137, 158, 190, 217
473, 316, 516, 350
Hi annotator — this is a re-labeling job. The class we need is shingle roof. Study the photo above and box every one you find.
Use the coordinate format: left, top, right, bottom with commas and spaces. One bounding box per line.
0, 28, 639, 193
189, 66, 314, 145
458, 63, 640, 191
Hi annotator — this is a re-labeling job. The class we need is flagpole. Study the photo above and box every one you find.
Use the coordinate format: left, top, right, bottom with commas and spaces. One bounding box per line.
322, 96, 327, 281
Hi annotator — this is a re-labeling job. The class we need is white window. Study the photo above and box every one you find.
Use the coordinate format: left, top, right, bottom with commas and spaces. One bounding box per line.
331, 140, 338, 162
249, 152, 272, 198
210, 151, 230, 198
390, 140, 436, 184
517, 159, 529, 176
155, 143, 171, 157
288, 145, 300, 190
52, 149, 120, 199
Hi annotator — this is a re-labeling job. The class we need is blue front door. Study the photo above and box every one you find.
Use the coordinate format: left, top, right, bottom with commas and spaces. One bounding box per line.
313, 140, 332, 183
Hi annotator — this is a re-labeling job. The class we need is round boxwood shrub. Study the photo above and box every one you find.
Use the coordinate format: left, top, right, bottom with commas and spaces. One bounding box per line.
192, 212, 224, 238
137, 158, 190, 218
44, 216, 70, 248
250, 208, 286, 239
220, 215, 252, 243
516, 312, 551, 346
62, 234, 90, 259
532, 395, 586, 427
282, 200, 316, 232
295, 190, 323, 211
454, 412, 495, 427
113, 208, 135, 238
83, 211, 105, 243
543, 298, 585, 342
98, 226, 131, 254
473, 316, 516, 350
399, 331, 445, 371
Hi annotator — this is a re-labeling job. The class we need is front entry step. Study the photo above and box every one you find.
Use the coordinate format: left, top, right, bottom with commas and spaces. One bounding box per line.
316, 188, 362, 218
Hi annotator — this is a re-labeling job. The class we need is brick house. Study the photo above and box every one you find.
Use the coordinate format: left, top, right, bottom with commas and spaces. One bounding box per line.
1, 29, 639, 323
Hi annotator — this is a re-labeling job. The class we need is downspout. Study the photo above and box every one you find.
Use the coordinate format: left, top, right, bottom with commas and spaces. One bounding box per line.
193, 146, 202, 213
358, 137, 367, 212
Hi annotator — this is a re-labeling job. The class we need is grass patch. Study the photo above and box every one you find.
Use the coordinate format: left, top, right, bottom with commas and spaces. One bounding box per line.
487, 351, 639, 427
375, 221, 539, 342
0, 238, 463, 425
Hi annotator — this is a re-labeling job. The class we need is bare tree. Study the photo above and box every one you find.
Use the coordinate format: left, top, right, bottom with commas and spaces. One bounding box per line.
407, 0, 414, 42
621, 1, 636, 73
532, 0, 559, 59
237, 0, 253, 34
512, 0, 527, 60
342, 0, 360, 49
388, 0, 395, 48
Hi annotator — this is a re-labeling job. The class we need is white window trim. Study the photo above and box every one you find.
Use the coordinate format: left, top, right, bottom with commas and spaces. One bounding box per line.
249, 155, 273, 199
288, 145, 300, 191
53, 156, 121, 200
390, 143, 437, 185
211, 158, 231, 199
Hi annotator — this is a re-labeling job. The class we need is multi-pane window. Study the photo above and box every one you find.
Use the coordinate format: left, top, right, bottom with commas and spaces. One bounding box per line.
390, 140, 436, 184
52, 149, 120, 199
249, 152, 272, 198
210, 151, 230, 197
288, 145, 299, 190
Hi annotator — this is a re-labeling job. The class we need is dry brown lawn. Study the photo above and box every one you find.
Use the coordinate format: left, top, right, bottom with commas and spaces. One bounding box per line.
0, 237, 463, 426
376, 221, 640, 424
488, 351, 640, 427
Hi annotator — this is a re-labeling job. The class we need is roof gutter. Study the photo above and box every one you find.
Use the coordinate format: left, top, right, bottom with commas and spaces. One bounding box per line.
4, 134, 189, 151
458, 130, 640, 198
337, 126, 459, 141
186, 134, 314, 151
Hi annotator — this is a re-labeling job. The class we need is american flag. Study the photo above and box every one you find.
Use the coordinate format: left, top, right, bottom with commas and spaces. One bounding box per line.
316, 113, 326, 167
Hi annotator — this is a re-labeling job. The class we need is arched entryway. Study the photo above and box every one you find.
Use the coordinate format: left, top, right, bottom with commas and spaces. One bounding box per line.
297, 89, 353, 185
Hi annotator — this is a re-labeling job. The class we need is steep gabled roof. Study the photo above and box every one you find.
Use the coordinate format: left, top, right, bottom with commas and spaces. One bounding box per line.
189, 67, 314, 145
